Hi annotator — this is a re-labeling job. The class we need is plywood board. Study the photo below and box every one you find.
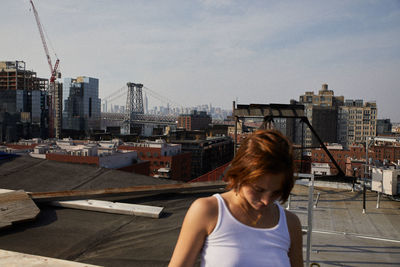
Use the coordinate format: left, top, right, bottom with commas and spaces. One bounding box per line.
30, 181, 227, 202
51, 199, 164, 218
0, 190, 40, 229
0, 249, 101, 266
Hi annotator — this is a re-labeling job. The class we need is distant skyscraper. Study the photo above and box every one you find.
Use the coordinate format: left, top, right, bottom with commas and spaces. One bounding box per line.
299, 84, 344, 148
62, 76, 101, 132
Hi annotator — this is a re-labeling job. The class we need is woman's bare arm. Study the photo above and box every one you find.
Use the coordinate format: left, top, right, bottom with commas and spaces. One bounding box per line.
286, 210, 304, 267
169, 197, 218, 267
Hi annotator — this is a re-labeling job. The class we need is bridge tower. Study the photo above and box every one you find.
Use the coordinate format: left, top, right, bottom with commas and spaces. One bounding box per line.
123, 82, 144, 134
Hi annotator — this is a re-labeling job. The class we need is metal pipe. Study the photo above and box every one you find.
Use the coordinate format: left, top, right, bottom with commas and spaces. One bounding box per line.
376, 192, 380, 209
313, 192, 321, 208
311, 229, 400, 244
306, 174, 315, 267
363, 137, 368, 214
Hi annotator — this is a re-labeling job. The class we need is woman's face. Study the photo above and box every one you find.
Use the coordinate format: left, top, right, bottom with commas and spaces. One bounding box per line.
239, 172, 285, 211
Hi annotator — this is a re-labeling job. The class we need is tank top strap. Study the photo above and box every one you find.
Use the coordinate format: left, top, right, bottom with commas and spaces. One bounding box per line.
210, 193, 225, 234
275, 201, 290, 237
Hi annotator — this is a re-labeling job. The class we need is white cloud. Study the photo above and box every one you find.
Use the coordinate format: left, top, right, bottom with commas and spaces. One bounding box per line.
1, 0, 399, 119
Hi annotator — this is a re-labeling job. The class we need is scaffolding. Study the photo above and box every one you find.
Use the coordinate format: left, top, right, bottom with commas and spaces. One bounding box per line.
233, 103, 346, 178
0, 61, 47, 91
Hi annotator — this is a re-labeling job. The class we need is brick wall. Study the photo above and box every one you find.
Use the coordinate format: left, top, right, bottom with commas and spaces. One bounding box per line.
118, 161, 150, 176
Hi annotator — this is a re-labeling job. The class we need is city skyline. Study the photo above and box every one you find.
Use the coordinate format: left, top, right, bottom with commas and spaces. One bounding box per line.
1, 0, 399, 120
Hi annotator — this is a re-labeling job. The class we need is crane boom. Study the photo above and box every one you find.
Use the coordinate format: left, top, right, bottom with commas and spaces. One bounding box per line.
29, 0, 60, 138
30, 0, 59, 82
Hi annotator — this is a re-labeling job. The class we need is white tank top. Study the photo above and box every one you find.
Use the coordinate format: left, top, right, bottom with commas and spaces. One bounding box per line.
200, 194, 291, 267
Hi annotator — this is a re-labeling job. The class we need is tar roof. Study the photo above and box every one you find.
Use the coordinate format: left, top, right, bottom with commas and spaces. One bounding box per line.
0, 155, 176, 192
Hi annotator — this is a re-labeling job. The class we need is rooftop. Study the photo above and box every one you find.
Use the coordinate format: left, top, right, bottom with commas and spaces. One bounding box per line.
1, 156, 400, 266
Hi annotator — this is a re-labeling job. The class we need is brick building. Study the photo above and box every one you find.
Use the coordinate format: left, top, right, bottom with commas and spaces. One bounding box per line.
177, 110, 212, 131
312, 139, 400, 175
118, 139, 192, 181
169, 132, 234, 179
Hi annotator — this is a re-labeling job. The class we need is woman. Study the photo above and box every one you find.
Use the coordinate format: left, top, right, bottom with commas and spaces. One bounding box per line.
169, 130, 303, 267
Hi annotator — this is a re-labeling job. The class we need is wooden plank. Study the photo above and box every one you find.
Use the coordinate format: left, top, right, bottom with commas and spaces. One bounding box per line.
0, 222, 12, 229
0, 190, 40, 230
51, 199, 164, 218
0, 189, 14, 194
29, 181, 227, 202
0, 249, 101, 266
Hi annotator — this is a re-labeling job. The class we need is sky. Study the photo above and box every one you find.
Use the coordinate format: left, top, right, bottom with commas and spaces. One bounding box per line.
1, 0, 400, 120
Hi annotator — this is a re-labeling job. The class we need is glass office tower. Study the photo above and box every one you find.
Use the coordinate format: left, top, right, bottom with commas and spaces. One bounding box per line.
62, 76, 101, 132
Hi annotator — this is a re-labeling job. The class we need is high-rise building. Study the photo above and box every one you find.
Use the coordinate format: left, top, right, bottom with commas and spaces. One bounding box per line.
338, 100, 377, 147
299, 84, 378, 149
62, 76, 101, 132
299, 84, 344, 148
0, 61, 48, 141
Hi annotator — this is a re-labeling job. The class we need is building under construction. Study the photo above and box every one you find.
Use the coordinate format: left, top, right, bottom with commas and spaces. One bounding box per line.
0, 61, 49, 142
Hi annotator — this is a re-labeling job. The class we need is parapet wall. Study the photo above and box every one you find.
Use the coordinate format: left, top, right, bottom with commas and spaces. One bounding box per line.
46, 153, 99, 166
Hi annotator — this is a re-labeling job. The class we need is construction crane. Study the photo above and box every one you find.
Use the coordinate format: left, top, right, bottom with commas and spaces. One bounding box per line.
30, 0, 60, 138
29, 0, 59, 82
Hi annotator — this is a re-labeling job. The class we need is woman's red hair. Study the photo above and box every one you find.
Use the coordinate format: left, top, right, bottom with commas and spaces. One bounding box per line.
226, 129, 294, 203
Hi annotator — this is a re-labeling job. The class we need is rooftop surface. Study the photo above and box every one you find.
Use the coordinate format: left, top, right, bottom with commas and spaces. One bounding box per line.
0, 156, 400, 266
0, 155, 176, 192
291, 185, 400, 266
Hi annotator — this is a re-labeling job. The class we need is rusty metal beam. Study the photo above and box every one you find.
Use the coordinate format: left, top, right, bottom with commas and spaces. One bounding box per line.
300, 117, 345, 177
234, 104, 305, 118
29, 181, 227, 202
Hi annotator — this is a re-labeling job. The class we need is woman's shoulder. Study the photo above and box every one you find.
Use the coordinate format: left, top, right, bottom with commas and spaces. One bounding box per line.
189, 195, 219, 218
186, 195, 219, 234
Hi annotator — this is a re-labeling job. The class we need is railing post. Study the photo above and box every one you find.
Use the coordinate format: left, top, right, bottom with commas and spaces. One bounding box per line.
286, 194, 291, 210
306, 174, 315, 267
376, 192, 381, 209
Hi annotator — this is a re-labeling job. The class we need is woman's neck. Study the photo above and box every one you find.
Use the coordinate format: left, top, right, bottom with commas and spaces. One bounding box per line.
233, 190, 275, 227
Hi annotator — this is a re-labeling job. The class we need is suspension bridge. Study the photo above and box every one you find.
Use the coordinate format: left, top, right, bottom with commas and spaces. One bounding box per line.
100, 82, 183, 135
